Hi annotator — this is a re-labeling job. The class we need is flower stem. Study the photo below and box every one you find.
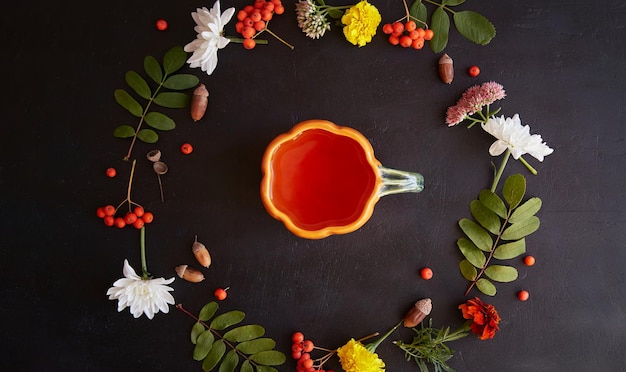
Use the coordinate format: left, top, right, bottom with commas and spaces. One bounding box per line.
140, 226, 150, 279
261, 27, 294, 49
366, 321, 402, 352
518, 156, 538, 175
228, 36, 268, 44
490, 149, 511, 192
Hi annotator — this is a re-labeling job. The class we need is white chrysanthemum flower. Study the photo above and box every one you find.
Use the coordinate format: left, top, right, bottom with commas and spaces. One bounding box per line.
184, 1, 235, 75
481, 114, 554, 161
107, 260, 175, 319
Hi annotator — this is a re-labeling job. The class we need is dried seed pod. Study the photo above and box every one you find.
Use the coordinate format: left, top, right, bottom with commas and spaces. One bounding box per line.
438, 54, 454, 84
175, 264, 205, 283
403, 298, 432, 328
190, 84, 209, 122
146, 149, 161, 162
192, 235, 211, 268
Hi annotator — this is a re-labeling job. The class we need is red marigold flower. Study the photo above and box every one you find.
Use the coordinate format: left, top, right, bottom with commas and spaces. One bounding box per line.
458, 297, 501, 340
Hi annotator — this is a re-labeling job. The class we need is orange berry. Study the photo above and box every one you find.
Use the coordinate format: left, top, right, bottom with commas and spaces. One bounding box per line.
155, 19, 168, 31
292, 351, 302, 360
235, 21, 244, 33
468, 65, 481, 77
274, 5, 284, 14
270, 0, 281, 5
253, 20, 266, 31
261, 9, 273, 21
106, 167, 116, 178
141, 212, 154, 224
237, 9, 248, 21
523, 255, 536, 266
114, 217, 126, 228
518, 290, 530, 301
133, 206, 144, 217
124, 212, 137, 224
399, 35, 412, 48
103, 205, 116, 216
181, 143, 193, 155
133, 218, 145, 229
408, 30, 420, 40
292, 332, 305, 343
243, 17, 254, 27
243, 5, 254, 13
214, 287, 228, 300
103, 215, 115, 226
420, 267, 433, 280
411, 37, 424, 50
423, 29, 434, 40
263, 2, 275, 12
382, 23, 393, 34
416, 27, 426, 38
302, 340, 314, 352
250, 10, 262, 22
96, 207, 106, 219
241, 26, 256, 39
405, 20, 417, 32
243, 38, 256, 50
392, 22, 404, 34
254, 0, 265, 9
302, 359, 314, 369
388, 34, 400, 45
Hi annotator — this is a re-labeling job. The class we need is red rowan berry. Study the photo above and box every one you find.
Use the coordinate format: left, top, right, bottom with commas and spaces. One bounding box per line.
392, 22, 404, 34
237, 10, 248, 21
274, 5, 284, 14
181, 143, 193, 155
523, 255, 536, 266
114, 217, 126, 228
214, 287, 228, 300
420, 267, 433, 279
103, 216, 115, 226
243, 5, 254, 13
96, 207, 106, 219
400, 35, 412, 48
106, 167, 116, 178
133, 206, 144, 217
242, 26, 256, 39
292, 332, 305, 343
124, 212, 137, 224
405, 20, 417, 32
411, 37, 424, 50
155, 19, 168, 31
141, 212, 154, 224
518, 290, 530, 301
253, 20, 266, 31
423, 29, 434, 40
468, 65, 481, 77
250, 10, 262, 22
302, 340, 314, 352
382, 23, 393, 34
388, 35, 400, 46
133, 218, 145, 229
243, 38, 256, 50
103, 205, 116, 216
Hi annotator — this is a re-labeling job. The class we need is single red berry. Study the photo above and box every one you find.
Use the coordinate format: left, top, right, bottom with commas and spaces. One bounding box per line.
388, 35, 400, 46
468, 65, 481, 77
243, 38, 256, 50
141, 212, 154, 224
124, 212, 138, 224
155, 19, 168, 31
214, 287, 228, 300
243, 5, 254, 13
302, 359, 314, 369
263, 2, 275, 12
382, 23, 393, 35
399, 35, 412, 48
423, 29, 434, 40
133, 206, 144, 217
420, 267, 433, 280
292, 351, 302, 360
114, 217, 126, 228
524, 255, 536, 266
237, 9, 248, 21
392, 22, 404, 34
518, 290, 530, 301
274, 5, 284, 14
292, 343, 304, 352
133, 218, 145, 229
103, 205, 116, 216
103, 215, 115, 226
411, 37, 424, 50
292, 332, 305, 343
302, 340, 314, 352
96, 207, 106, 219
106, 167, 116, 178
405, 20, 417, 32
181, 143, 193, 155
253, 20, 266, 31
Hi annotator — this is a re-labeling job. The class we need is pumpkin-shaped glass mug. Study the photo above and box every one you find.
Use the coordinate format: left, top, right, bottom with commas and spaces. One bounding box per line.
260, 120, 424, 239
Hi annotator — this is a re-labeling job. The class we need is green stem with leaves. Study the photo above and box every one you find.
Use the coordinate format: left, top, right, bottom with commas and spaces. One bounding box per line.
124, 82, 164, 161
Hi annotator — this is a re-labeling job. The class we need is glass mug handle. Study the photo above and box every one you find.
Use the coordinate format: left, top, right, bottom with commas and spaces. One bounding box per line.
378, 166, 424, 197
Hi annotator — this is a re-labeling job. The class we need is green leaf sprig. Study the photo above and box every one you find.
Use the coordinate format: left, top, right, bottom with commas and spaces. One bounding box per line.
114, 46, 199, 160
458, 173, 542, 296
394, 318, 469, 372
177, 302, 287, 372
408, 0, 496, 53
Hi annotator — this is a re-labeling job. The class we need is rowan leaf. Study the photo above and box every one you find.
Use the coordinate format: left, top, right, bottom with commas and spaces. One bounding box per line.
125, 70, 151, 100
430, 6, 450, 53
493, 239, 526, 260
223, 324, 265, 343
459, 218, 493, 251
476, 278, 496, 296
218, 350, 239, 372
478, 189, 507, 219
249, 351, 287, 366
137, 129, 158, 143
201, 339, 226, 372
191, 322, 206, 344
457, 238, 486, 268
163, 45, 187, 75
509, 197, 542, 223
470, 200, 501, 235
210, 310, 245, 331
145, 112, 176, 131
484, 265, 518, 282
409, 1, 427, 26
193, 330, 215, 361
502, 174, 526, 209
163, 74, 200, 90
154, 92, 190, 108
144, 55, 163, 84
199, 302, 219, 321
453, 10, 496, 45
113, 125, 135, 138
459, 259, 477, 281
443, 0, 465, 5
240, 360, 253, 372
236, 338, 276, 354
502, 216, 540, 240
114, 89, 143, 117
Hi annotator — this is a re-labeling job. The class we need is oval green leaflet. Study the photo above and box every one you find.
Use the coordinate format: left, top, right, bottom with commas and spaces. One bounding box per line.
502, 174, 526, 209
223, 325, 265, 343
153, 92, 190, 108
429, 6, 450, 53
476, 278, 496, 296
218, 350, 239, 372
114, 89, 143, 117
459, 259, 477, 281
193, 330, 216, 361
236, 338, 276, 354
457, 238, 486, 268
409, 0, 427, 25
125, 70, 151, 100
113, 125, 135, 139
191, 322, 206, 344
478, 189, 507, 219
164, 74, 200, 90
163, 45, 187, 75
249, 351, 287, 366
484, 265, 518, 283
459, 218, 493, 252
210, 310, 245, 331
493, 239, 526, 260
453, 10, 496, 46
199, 301, 219, 321
136, 129, 158, 143
501, 216, 540, 241
144, 112, 175, 131
201, 339, 226, 372
509, 197, 542, 224
144, 55, 163, 84
470, 199, 501, 235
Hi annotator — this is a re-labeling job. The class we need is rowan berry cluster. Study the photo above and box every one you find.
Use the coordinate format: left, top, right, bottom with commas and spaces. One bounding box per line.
291, 332, 334, 372
96, 204, 154, 229
235, 0, 285, 50
382, 20, 434, 50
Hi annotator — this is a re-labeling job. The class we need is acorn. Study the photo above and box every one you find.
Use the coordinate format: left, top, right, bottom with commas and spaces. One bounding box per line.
192, 235, 211, 268
438, 54, 454, 84
190, 84, 209, 122
175, 264, 205, 283
403, 298, 433, 328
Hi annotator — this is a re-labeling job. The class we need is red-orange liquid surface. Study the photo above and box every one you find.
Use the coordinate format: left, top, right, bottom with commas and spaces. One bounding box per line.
269, 129, 378, 231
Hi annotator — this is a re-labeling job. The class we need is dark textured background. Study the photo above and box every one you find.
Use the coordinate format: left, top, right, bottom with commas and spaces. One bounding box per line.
1, 0, 625, 371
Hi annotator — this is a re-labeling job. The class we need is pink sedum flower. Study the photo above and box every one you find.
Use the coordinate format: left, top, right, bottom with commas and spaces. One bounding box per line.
446, 81, 506, 126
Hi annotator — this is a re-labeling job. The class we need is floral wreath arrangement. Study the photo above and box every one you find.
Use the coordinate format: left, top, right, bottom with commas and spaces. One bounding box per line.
99, 1, 553, 371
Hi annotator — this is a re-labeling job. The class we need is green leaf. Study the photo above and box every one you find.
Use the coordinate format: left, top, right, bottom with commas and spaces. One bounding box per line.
442, 0, 465, 5
457, 238, 486, 268
202, 339, 226, 372
453, 11, 496, 45
145, 112, 176, 131
193, 330, 215, 361
164, 74, 200, 90
223, 324, 265, 342
125, 71, 151, 100
249, 351, 287, 366
478, 190, 507, 219
144, 55, 163, 84
459, 259, 477, 281
502, 174, 526, 209
409, 1, 427, 25
476, 278, 496, 296
255, 367, 278, 372
154, 92, 190, 108
137, 129, 158, 143
114, 89, 143, 117
429, 6, 450, 53
163, 46, 187, 75
502, 216, 540, 240
236, 338, 276, 354
484, 265, 518, 282
459, 218, 493, 252
199, 302, 219, 321
328, 9, 343, 19
470, 200, 501, 235
113, 125, 136, 138
191, 322, 206, 344
240, 360, 253, 372
509, 197, 542, 224
210, 310, 245, 331
218, 350, 239, 372
493, 239, 526, 260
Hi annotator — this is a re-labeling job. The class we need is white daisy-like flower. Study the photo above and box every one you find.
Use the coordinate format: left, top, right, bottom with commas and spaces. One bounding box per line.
481, 114, 554, 161
184, 1, 235, 75
107, 259, 175, 319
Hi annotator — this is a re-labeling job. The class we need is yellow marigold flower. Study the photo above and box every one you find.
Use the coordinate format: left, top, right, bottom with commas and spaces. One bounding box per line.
341, 0, 381, 47
337, 338, 385, 372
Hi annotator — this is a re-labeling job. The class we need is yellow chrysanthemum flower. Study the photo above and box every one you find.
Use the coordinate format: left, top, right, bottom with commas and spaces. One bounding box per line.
337, 339, 385, 372
341, 0, 382, 47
